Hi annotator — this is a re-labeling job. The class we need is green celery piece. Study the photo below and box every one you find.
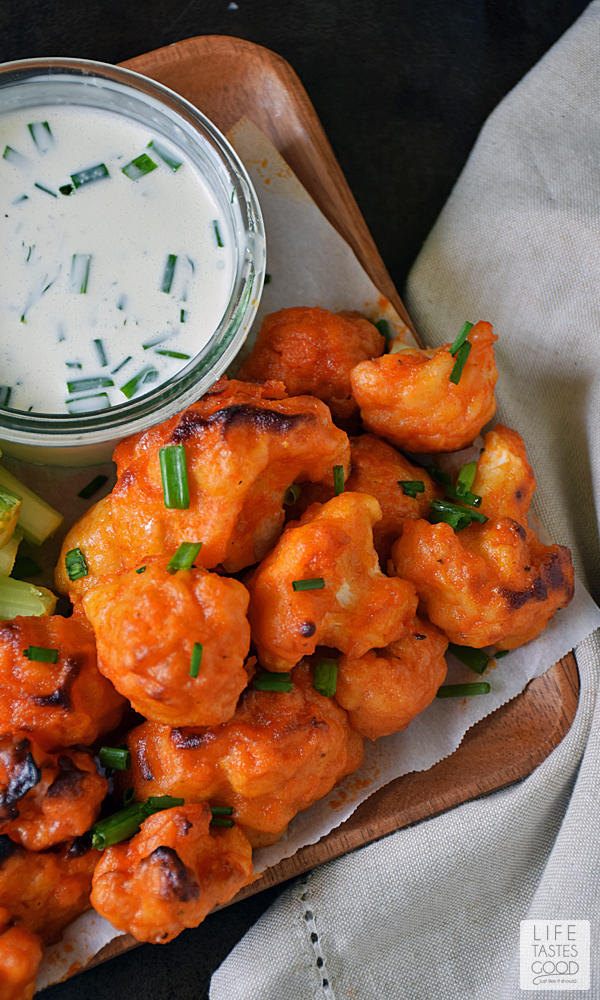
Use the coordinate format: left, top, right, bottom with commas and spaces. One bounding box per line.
0, 486, 22, 549
0, 466, 63, 545
0, 576, 56, 619
0, 526, 23, 577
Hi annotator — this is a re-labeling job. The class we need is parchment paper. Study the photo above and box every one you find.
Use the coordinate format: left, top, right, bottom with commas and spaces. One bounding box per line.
32, 117, 600, 988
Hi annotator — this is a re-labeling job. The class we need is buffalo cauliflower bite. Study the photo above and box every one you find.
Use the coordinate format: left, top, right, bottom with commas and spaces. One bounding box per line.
247, 492, 418, 672
55, 379, 350, 597
288, 434, 442, 566
81, 556, 250, 727
0, 916, 43, 1000
91, 803, 253, 944
0, 616, 125, 752
238, 306, 385, 421
0, 735, 107, 852
335, 615, 448, 740
0, 835, 100, 945
350, 321, 498, 452
120, 661, 364, 847
389, 427, 573, 649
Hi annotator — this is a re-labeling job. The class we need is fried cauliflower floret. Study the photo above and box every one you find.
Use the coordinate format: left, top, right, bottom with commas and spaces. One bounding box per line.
288, 434, 442, 566
0, 617, 125, 752
350, 321, 498, 452
91, 804, 252, 944
121, 661, 364, 847
81, 557, 250, 727
0, 835, 100, 944
0, 919, 43, 1000
335, 615, 448, 740
472, 424, 536, 522
55, 379, 350, 596
238, 307, 385, 421
0, 735, 107, 852
390, 518, 574, 649
247, 492, 418, 672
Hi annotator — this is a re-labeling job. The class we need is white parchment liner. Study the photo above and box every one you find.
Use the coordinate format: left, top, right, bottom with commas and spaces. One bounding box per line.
28, 118, 600, 989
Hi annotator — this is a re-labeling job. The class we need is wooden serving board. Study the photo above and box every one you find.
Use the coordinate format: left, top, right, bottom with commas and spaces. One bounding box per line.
83, 34, 579, 973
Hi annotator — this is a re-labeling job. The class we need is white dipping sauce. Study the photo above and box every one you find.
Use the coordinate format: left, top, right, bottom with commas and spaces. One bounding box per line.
0, 106, 234, 414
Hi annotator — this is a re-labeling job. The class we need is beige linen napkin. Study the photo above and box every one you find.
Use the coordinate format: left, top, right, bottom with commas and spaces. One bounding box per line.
210, 3, 600, 997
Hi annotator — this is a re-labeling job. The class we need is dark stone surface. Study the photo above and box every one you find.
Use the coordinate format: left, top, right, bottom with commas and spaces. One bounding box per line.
0, 1, 589, 995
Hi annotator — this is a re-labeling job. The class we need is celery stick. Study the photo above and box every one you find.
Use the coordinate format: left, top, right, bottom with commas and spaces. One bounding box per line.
0, 526, 22, 577
0, 576, 56, 619
0, 485, 22, 549
0, 467, 63, 545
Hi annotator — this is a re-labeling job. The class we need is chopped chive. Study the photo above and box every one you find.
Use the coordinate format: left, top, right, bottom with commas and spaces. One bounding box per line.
167, 542, 202, 574
161, 254, 177, 293
189, 642, 203, 678
449, 321, 473, 357
69, 254, 91, 294
111, 356, 132, 374
447, 642, 490, 675
210, 816, 234, 828
375, 318, 394, 340
122, 787, 135, 807
117, 295, 127, 311
333, 465, 345, 496
213, 221, 223, 247
444, 484, 482, 508
313, 658, 338, 698
431, 468, 452, 486
11, 557, 41, 579
147, 140, 182, 171
495, 649, 510, 659
186, 256, 195, 273
292, 578, 325, 592
436, 682, 490, 698
94, 339, 108, 367
120, 366, 158, 399
28, 122, 52, 152
210, 806, 234, 816
78, 474, 108, 500
59, 183, 74, 196
99, 746, 131, 771
283, 484, 301, 506
399, 480, 425, 498
23, 645, 59, 663
0, 387, 11, 408
90, 795, 185, 850
25, 245, 33, 262
180, 309, 186, 323
264, 273, 272, 284
159, 445, 190, 509
147, 795, 185, 811
67, 377, 114, 394
142, 335, 171, 349
449, 340, 472, 385
253, 670, 294, 693
430, 499, 488, 524
71, 164, 109, 188
3, 146, 26, 166
457, 461, 477, 494
13, 195, 29, 204
135, 566, 146, 574
122, 153, 157, 180
34, 182, 57, 198
429, 507, 471, 532
66, 392, 111, 413
65, 547, 88, 581
155, 349, 191, 359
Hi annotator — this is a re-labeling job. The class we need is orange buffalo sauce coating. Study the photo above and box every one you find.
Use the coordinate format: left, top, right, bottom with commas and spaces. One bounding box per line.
0, 616, 124, 752
247, 492, 418, 672
0, 919, 43, 1000
335, 615, 448, 740
55, 378, 350, 596
91, 804, 253, 944
350, 321, 498, 452
288, 434, 442, 566
0, 837, 100, 945
120, 661, 364, 847
0, 735, 107, 851
471, 424, 536, 523
82, 557, 250, 727
238, 306, 385, 421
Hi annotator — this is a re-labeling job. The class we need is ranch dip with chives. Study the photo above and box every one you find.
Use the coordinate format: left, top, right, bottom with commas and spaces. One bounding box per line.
0, 105, 234, 414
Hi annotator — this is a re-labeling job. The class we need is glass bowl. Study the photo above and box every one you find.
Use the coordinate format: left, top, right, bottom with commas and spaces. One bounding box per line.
0, 56, 266, 465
